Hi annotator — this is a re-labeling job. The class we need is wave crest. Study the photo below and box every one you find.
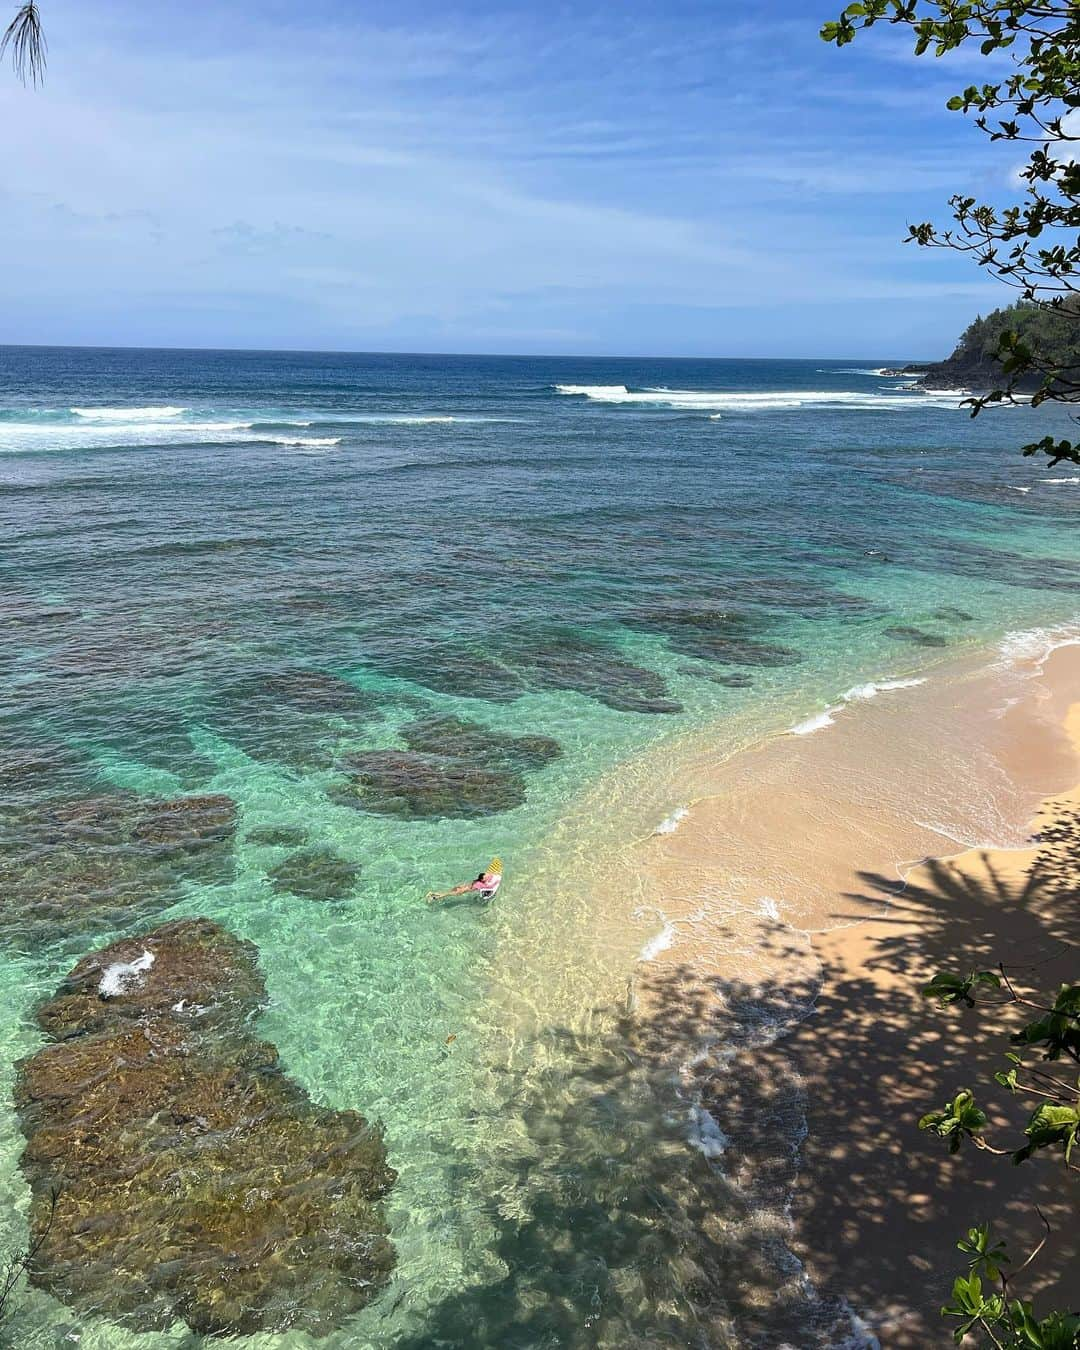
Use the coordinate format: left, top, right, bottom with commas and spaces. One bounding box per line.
71, 405, 188, 420
556, 384, 973, 413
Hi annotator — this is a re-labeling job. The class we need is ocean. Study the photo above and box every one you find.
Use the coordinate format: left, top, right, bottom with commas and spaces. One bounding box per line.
1, 345, 1078, 1348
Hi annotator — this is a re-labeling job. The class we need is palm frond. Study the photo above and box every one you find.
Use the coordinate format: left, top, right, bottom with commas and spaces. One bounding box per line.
1, 2, 46, 85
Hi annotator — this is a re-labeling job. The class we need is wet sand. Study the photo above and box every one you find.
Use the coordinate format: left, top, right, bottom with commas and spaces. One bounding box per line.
631, 641, 1080, 1343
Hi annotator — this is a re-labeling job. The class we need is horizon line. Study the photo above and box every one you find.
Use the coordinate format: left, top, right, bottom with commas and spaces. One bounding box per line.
0, 341, 939, 363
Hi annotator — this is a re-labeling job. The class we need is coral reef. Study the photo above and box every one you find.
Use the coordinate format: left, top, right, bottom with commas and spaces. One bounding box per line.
16, 917, 395, 1337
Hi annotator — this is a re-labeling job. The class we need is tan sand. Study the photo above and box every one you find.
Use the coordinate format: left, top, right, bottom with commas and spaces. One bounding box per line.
630, 643, 1080, 1344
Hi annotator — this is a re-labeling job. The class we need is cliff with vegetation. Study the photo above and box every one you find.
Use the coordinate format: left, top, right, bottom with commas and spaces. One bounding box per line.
905, 300, 1080, 392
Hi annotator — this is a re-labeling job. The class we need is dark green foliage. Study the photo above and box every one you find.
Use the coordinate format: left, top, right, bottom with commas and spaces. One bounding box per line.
1012, 983, 1080, 1060
921, 300, 1080, 398
823, 1, 1080, 466
919, 1088, 989, 1153
942, 1273, 1080, 1347
915, 960, 1080, 1342
922, 968, 1002, 1007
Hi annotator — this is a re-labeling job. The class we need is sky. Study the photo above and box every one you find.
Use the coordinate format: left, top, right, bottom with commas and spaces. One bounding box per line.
0, 0, 1031, 356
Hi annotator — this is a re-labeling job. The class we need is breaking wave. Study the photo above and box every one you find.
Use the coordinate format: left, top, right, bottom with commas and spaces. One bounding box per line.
788, 676, 928, 736
998, 621, 1080, 668
71, 405, 188, 420
555, 384, 972, 412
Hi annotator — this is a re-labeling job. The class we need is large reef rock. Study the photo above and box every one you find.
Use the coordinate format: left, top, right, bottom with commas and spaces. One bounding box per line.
204, 669, 385, 770
399, 713, 561, 772
332, 714, 562, 820
0, 792, 237, 942
623, 608, 801, 667
15, 917, 396, 1337
268, 845, 360, 900
333, 749, 527, 820
370, 630, 683, 714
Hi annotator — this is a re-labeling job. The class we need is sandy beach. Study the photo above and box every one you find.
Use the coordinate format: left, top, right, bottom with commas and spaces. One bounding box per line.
628, 639, 1080, 1344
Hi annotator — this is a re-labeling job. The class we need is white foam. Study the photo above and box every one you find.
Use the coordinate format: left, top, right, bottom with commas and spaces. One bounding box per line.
842, 677, 926, 701
72, 405, 187, 420
556, 384, 974, 413
654, 805, 689, 835
788, 708, 837, 736
834, 1312, 882, 1350
638, 920, 677, 962
827, 368, 893, 376
788, 675, 928, 736
1045, 476, 1080, 484
367, 415, 455, 424
555, 384, 631, 398
758, 896, 781, 922
344, 414, 522, 425
998, 622, 1080, 669
687, 1105, 729, 1159
99, 949, 155, 997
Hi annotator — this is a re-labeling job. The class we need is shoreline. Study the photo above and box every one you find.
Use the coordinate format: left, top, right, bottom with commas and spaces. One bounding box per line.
626, 638, 1080, 1343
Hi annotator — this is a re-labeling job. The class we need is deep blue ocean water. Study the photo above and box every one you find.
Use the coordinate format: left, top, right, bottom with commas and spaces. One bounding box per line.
0, 345, 1078, 1348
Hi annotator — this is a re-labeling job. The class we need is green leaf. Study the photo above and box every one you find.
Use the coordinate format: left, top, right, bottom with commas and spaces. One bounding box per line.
921, 1090, 988, 1154
921, 969, 999, 1008
1012, 1103, 1080, 1165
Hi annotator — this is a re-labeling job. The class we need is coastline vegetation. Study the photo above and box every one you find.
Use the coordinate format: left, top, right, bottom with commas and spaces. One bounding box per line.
911, 298, 1080, 394
824, 0, 1080, 467
919, 966, 1080, 1346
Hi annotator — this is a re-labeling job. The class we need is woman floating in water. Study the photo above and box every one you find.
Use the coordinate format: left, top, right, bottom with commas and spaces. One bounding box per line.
426, 857, 502, 904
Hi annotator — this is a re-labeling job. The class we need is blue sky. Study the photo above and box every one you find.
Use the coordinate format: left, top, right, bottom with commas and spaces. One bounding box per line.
0, 0, 1026, 356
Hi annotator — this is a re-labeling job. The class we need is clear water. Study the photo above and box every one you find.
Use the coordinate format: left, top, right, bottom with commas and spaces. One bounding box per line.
1, 346, 1078, 1348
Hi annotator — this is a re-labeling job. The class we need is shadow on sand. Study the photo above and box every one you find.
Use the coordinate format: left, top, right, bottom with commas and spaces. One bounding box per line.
384, 802, 1077, 1348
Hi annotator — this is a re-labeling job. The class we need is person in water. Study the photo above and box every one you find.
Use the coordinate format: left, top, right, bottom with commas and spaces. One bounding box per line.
425, 867, 500, 904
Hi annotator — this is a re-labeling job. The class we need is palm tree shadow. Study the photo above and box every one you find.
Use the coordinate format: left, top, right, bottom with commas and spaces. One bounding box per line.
379, 803, 1077, 1348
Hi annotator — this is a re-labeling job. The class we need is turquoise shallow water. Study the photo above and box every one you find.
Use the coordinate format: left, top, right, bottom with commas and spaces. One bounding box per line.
1, 346, 1079, 1348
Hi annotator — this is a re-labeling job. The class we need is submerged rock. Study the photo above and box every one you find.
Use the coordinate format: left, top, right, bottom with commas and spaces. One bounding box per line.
334, 749, 527, 819
400, 714, 562, 772
204, 669, 384, 770
678, 666, 754, 688
372, 632, 681, 714
371, 642, 526, 703
65, 698, 217, 788
16, 917, 395, 1337
883, 625, 949, 648
245, 824, 309, 848
331, 715, 559, 820
730, 579, 881, 621
0, 792, 237, 942
255, 670, 382, 715
268, 846, 360, 900
0, 739, 87, 802
509, 632, 683, 714
625, 608, 801, 668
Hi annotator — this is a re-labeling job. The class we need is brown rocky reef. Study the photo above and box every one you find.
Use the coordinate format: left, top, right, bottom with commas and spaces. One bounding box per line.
331, 713, 562, 819
15, 917, 396, 1337
204, 669, 385, 770
0, 791, 237, 943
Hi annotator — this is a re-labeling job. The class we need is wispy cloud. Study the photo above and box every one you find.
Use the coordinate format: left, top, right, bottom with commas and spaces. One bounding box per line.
0, 0, 1026, 354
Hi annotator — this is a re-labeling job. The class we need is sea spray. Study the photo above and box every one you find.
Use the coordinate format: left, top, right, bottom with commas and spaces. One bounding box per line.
99, 949, 155, 997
